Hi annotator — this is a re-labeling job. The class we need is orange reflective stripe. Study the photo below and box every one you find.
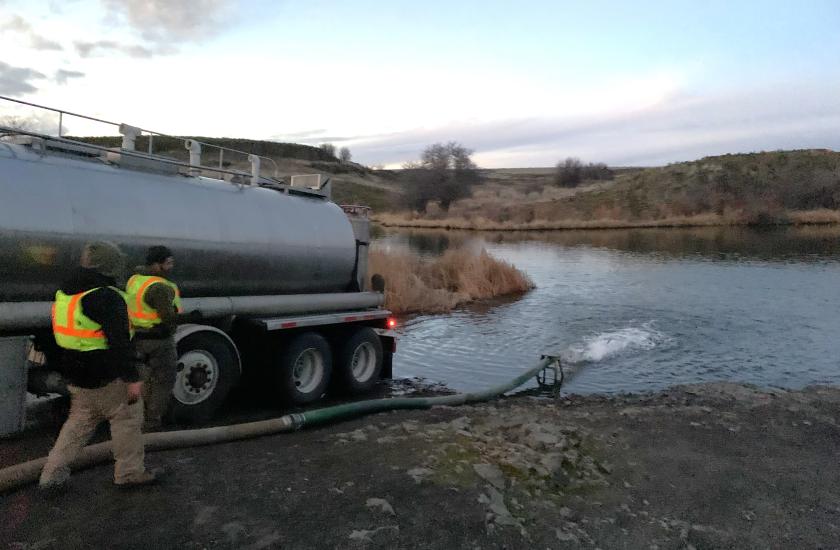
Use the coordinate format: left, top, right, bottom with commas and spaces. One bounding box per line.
53, 325, 104, 338
52, 291, 105, 338
131, 276, 165, 320
67, 292, 80, 329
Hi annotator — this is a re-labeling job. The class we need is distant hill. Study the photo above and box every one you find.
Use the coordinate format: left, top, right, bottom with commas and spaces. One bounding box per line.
546, 149, 840, 224
376, 149, 840, 229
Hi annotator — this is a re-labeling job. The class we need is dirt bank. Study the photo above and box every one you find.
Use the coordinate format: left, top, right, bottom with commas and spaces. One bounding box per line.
2, 382, 839, 549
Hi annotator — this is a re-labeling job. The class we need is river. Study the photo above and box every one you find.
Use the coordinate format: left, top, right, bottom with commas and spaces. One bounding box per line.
373, 225, 840, 394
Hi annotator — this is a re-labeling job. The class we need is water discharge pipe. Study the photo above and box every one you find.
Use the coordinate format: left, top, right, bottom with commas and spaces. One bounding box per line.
0, 357, 559, 494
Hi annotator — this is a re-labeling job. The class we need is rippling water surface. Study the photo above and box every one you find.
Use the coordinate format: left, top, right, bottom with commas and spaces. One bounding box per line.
374, 226, 840, 394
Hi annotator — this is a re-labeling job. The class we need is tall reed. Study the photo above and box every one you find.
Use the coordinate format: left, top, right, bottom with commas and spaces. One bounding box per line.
369, 248, 534, 314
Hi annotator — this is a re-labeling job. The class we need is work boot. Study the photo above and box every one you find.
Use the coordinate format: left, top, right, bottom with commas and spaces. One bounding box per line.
114, 467, 167, 488
39, 466, 70, 495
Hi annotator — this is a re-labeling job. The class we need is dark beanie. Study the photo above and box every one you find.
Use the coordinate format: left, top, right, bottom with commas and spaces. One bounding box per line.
146, 245, 174, 265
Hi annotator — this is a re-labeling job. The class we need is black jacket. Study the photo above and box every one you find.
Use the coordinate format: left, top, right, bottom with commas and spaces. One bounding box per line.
57, 268, 139, 388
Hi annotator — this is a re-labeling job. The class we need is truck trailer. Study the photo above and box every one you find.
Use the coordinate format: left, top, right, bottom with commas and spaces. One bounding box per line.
0, 97, 396, 436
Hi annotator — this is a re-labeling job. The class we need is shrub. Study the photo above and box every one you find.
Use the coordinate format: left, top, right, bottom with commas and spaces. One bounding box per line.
400, 142, 482, 212
555, 158, 613, 187
319, 143, 336, 158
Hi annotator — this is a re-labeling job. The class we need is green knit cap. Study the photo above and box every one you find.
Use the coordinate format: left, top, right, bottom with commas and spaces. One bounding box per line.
84, 241, 126, 279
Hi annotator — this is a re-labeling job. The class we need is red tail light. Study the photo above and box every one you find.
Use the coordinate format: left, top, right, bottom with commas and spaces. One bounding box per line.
387, 317, 397, 329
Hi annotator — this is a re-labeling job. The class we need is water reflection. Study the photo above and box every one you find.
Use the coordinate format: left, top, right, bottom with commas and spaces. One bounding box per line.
376, 225, 840, 263
405, 231, 452, 255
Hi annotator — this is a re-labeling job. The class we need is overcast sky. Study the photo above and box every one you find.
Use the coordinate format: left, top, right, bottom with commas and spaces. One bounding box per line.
1, 0, 839, 167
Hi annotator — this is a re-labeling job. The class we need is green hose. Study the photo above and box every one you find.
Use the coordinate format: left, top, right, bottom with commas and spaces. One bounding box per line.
291, 356, 553, 428
0, 356, 555, 493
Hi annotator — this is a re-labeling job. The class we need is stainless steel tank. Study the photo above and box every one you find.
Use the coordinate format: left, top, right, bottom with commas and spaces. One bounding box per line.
0, 143, 358, 302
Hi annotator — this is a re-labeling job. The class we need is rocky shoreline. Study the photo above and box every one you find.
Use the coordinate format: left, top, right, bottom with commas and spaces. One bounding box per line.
2, 382, 839, 548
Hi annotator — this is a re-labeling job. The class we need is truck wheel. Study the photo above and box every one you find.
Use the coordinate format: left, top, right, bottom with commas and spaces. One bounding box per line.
275, 332, 332, 405
333, 327, 383, 395
170, 332, 240, 423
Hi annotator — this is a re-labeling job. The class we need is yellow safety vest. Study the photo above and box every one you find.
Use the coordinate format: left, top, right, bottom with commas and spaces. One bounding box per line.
125, 274, 183, 329
52, 287, 133, 351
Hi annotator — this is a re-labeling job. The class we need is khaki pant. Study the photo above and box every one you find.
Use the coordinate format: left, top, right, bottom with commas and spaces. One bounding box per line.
40, 380, 146, 486
136, 337, 177, 430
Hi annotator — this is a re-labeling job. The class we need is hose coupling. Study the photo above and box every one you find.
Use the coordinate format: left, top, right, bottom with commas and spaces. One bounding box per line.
536, 355, 564, 396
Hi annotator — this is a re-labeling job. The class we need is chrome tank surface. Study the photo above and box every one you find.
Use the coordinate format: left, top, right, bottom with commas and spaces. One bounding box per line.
0, 143, 357, 301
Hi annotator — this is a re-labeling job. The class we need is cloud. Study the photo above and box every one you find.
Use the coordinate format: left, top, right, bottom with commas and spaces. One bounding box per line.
0, 61, 47, 95
270, 128, 329, 140
101, 0, 232, 43
341, 84, 840, 167
74, 40, 172, 58
56, 1, 234, 59
1, 14, 63, 51
297, 135, 364, 145
1, 14, 28, 32
55, 69, 85, 84
29, 34, 62, 51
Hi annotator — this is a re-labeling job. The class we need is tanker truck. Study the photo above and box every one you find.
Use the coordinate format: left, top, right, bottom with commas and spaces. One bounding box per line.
0, 97, 396, 436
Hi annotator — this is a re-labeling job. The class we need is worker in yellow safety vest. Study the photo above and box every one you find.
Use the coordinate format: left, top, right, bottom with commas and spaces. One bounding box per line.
126, 245, 182, 431
40, 241, 161, 490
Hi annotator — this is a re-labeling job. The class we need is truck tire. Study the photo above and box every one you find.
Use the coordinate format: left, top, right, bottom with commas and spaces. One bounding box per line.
170, 332, 240, 423
275, 332, 332, 405
332, 327, 383, 395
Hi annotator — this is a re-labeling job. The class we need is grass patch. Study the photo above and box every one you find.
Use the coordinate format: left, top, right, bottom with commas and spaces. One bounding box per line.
331, 180, 398, 212
430, 439, 485, 487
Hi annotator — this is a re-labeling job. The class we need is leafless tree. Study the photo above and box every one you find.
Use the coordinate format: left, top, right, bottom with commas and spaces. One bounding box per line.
401, 141, 482, 212
0, 112, 68, 138
339, 146, 352, 162
0, 115, 36, 139
319, 142, 336, 158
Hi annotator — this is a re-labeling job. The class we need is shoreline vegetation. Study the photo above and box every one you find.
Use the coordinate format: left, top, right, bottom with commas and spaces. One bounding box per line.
369, 248, 533, 314
373, 208, 840, 232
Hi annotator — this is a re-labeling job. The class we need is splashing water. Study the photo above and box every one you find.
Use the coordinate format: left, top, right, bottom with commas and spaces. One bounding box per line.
562, 323, 668, 364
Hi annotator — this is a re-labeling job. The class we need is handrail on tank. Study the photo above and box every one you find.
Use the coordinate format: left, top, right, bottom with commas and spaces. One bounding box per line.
341, 205, 372, 218
0, 125, 285, 187
0, 95, 280, 179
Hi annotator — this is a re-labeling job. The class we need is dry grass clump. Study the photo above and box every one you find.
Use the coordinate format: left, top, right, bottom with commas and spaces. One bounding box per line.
374, 208, 840, 232
788, 209, 840, 224
369, 248, 534, 314
374, 212, 729, 231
